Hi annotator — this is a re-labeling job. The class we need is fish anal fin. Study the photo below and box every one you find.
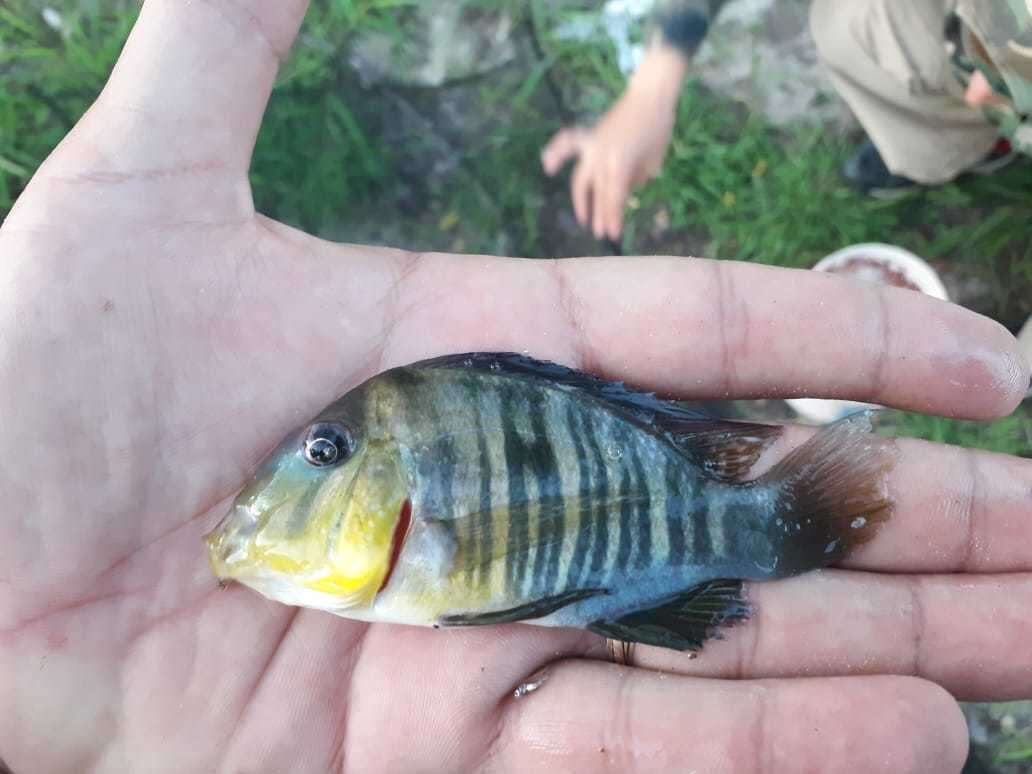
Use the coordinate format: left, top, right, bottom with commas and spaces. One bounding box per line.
587, 579, 749, 653
438, 587, 607, 627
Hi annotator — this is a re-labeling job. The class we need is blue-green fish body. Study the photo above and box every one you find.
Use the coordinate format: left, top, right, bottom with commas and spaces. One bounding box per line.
206, 353, 893, 652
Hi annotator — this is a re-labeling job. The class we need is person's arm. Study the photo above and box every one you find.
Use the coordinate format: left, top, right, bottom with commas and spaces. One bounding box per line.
541, 1, 729, 241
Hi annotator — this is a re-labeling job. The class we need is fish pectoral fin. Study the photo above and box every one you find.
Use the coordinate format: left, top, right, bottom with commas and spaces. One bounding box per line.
587, 579, 749, 653
438, 587, 607, 627
661, 419, 782, 482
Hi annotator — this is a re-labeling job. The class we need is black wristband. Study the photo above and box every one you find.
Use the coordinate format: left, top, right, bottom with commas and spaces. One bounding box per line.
655, 9, 711, 56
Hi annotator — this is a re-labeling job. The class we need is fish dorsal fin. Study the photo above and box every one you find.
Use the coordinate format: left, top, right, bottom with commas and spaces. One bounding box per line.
587, 579, 749, 653
413, 351, 712, 420
661, 420, 782, 482
413, 352, 782, 482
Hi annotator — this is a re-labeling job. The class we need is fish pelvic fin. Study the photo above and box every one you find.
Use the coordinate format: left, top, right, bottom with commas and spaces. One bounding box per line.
437, 587, 607, 627
760, 410, 895, 576
587, 579, 748, 653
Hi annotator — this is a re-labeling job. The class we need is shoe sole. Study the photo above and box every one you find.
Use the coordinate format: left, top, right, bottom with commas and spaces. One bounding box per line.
865, 184, 922, 200
860, 152, 1018, 199
970, 152, 1018, 176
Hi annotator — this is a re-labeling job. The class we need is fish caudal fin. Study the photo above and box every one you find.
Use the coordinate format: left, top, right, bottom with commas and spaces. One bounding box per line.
760, 411, 895, 576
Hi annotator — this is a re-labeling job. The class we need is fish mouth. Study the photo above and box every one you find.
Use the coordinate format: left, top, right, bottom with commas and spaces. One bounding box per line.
204, 523, 241, 581
203, 502, 264, 580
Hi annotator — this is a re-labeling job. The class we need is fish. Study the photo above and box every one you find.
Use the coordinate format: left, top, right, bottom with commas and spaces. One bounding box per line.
204, 352, 895, 653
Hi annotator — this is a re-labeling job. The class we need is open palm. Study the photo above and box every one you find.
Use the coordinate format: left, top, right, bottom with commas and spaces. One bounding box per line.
2, 3, 1031, 773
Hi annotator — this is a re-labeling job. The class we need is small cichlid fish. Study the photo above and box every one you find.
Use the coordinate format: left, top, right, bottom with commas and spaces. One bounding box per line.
205, 353, 894, 652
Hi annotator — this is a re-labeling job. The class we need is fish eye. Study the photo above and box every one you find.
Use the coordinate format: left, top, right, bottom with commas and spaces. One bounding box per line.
302, 422, 354, 467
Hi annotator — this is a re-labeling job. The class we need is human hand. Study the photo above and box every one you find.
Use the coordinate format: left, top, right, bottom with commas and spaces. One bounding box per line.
965, 69, 1009, 109
2, 3, 1032, 773
541, 45, 688, 242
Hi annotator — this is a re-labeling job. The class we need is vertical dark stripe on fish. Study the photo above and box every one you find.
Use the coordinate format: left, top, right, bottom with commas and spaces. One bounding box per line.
437, 440, 457, 541
528, 402, 562, 597
631, 442, 652, 570
542, 400, 571, 596
427, 385, 456, 547
564, 403, 593, 590
469, 380, 492, 587
501, 387, 529, 597
613, 463, 634, 577
685, 471, 712, 561
585, 414, 610, 578
665, 455, 686, 566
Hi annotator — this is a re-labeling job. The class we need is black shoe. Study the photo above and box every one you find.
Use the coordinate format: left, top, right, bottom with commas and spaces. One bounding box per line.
843, 138, 1018, 199
842, 140, 920, 199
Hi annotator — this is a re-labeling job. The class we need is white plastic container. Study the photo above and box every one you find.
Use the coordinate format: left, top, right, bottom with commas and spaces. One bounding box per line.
786, 243, 950, 424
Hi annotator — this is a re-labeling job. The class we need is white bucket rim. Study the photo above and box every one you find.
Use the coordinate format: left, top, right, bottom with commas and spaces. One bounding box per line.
812, 242, 950, 301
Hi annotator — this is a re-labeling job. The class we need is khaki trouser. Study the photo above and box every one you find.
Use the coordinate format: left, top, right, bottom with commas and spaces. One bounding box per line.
810, 0, 1001, 183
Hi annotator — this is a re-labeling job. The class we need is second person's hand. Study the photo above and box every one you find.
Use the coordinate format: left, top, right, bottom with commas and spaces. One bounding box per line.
541, 43, 689, 241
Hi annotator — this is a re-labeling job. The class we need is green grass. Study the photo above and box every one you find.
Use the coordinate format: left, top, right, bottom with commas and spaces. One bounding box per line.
3, 0, 1031, 457
0, 1, 140, 209
0, 0, 406, 231
249, 0, 425, 232
880, 411, 1031, 457
631, 89, 901, 266
987, 702, 1032, 766
630, 80, 1032, 274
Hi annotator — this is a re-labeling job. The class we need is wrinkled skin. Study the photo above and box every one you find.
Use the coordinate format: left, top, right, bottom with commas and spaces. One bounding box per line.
1, 3, 1031, 773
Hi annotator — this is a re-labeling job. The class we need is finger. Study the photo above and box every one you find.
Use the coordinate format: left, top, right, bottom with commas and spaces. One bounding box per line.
602, 169, 630, 241
620, 569, 1032, 703
541, 128, 587, 176
69, 0, 309, 172
490, 662, 967, 773
592, 177, 608, 240
382, 253, 1029, 418
965, 71, 1003, 108
239, 614, 593, 773
571, 162, 593, 228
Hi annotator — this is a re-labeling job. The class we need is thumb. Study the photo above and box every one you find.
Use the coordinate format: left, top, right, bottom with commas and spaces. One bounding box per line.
62, 1, 309, 175
541, 127, 588, 176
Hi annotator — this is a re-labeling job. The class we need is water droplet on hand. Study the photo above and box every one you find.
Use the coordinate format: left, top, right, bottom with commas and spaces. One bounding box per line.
514, 670, 548, 698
